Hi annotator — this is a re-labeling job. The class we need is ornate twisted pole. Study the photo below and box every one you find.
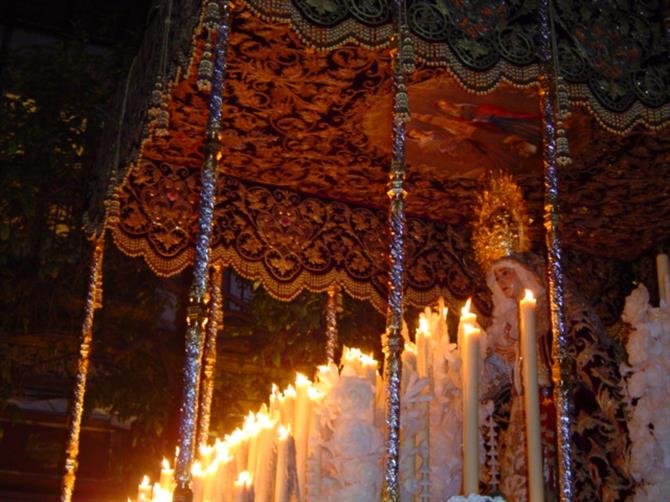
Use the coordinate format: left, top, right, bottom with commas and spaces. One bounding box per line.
538, 1, 575, 500
60, 234, 105, 502
173, 2, 229, 500
325, 284, 341, 364
382, 1, 413, 499
196, 263, 224, 451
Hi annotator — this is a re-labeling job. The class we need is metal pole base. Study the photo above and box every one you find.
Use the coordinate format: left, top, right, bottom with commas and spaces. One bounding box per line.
173, 484, 193, 502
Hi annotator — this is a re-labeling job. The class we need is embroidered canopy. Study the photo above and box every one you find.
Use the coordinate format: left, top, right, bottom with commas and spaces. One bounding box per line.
87, 0, 670, 313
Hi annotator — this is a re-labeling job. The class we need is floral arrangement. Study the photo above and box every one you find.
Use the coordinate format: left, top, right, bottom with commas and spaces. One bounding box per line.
620, 284, 670, 501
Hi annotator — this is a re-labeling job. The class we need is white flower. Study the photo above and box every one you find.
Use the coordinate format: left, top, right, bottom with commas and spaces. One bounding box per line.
622, 284, 650, 325
627, 331, 649, 366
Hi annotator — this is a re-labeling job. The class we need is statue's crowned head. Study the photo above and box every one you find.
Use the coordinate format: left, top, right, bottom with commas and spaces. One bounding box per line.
472, 171, 531, 273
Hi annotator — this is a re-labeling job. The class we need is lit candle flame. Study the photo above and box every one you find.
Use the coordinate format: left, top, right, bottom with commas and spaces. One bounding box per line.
140, 475, 151, 488
405, 341, 417, 354
161, 458, 170, 470
283, 384, 296, 398
307, 386, 325, 400
191, 461, 203, 476
235, 470, 253, 487
278, 424, 290, 441
296, 372, 310, 386
344, 347, 378, 366
461, 297, 472, 316
523, 288, 535, 302
418, 315, 430, 335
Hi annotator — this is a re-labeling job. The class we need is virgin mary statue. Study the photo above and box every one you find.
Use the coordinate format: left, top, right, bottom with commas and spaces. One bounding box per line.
472, 173, 633, 502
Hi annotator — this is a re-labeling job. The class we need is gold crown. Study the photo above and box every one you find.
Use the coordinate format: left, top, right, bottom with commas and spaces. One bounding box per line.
472, 171, 530, 271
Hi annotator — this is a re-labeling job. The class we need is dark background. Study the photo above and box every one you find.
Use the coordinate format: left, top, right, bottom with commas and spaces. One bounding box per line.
0, 1, 387, 500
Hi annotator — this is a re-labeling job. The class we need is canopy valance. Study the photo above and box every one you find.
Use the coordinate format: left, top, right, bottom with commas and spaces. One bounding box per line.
84, 0, 670, 313
245, 0, 670, 131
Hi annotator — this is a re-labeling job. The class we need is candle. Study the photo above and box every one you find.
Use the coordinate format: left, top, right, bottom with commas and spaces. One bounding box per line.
158, 458, 174, 492
202, 461, 219, 502
519, 289, 544, 502
461, 324, 480, 495
228, 428, 248, 478
280, 384, 296, 427
269, 383, 281, 416
293, 372, 311, 499
254, 411, 277, 502
136, 475, 152, 501
657, 253, 669, 306
152, 483, 171, 502
274, 425, 295, 502
244, 412, 261, 479
416, 314, 432, 379
233, 471, 254, 502
192, 461, 205, 502
458, 298, 477, 349
306, 386, 325, 500
212, 447, 234, 502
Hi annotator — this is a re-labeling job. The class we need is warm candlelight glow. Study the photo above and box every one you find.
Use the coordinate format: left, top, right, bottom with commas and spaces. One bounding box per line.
256, 410, 275, 429
161, 458, 170, 470
307, 386, 325, 400
343, 347, 377, 366
235, 470, 253, 487
140, 475, 150, 488
278, 424, 290, 441
227, 427, 245, 446
283, 384, 296, 398
296, 372, 310, 387
405, 341, 417, 354
461, 297, 472, 316
523, 288, 536, 303
418, 315, 430, 334
462, 324, 480, 337
191, 461, 204, 476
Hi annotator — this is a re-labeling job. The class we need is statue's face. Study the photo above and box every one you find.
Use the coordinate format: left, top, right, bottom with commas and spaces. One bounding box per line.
493, 266, 523, 299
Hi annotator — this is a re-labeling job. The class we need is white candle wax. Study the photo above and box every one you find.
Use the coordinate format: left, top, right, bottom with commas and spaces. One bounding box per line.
520, 289, 544, 502
192, 462, 205, 502
657, 253, 669, 306
245, 413, 261, 479
274, 426, 293, 502
233, 471, 254, 502
136, 475, 152, 501
306, 387, 325, 500
280, 385, 296, 428
461, 324, 480, 495
293, 373, 311, 499
158, 458, 174, 492
212, 450, 234, 502
254, 412, 277, 502
416, 315, 432, 380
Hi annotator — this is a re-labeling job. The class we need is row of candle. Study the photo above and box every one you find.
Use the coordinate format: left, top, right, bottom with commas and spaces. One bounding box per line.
133, 292, 543, 501
451, 293, 543, 501
133, 347, 379, 502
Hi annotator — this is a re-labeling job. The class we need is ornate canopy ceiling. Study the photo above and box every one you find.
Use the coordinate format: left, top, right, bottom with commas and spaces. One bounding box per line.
93, 0, 670, 312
